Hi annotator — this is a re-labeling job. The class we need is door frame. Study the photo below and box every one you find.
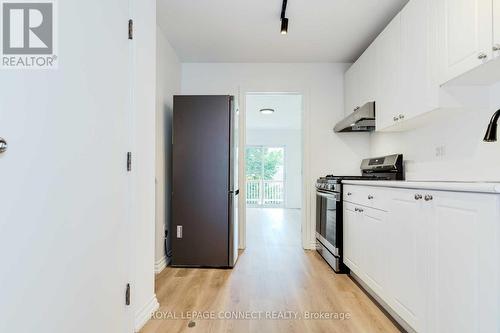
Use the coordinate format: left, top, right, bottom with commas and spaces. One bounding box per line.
238, 90, 313, 250
245, 145, 286, 208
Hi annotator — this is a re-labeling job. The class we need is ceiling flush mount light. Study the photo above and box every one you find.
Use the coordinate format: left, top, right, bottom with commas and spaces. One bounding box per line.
260, 108, 275, 115
280, 0, 289, 34
483, 108, 500, 142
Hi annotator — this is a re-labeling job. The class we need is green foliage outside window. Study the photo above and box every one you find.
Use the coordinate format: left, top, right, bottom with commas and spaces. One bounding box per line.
245, 147, 284, 181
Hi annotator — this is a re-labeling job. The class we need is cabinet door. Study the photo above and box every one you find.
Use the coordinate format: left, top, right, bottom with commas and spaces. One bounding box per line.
357, 45, 377, 106
441, 0, 493, 83
343, 203, 362, 272
400, 0, 438, 122
375, 13, 401, 131
494, 0, 500, 57
427, 191, 500, 333
362, 207, 388, 295
344, 62, 360, 116
388, 189, 426, 332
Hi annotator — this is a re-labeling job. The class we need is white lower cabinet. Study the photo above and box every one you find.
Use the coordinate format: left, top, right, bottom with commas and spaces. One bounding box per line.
343, 185, 500, 333
387, 189, 426, 332
343, 202, 362, 271
426, 190, 499, 333
343, 202, 388, 296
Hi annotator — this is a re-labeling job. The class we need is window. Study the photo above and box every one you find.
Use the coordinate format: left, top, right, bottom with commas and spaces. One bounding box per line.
245, 146, 285, 207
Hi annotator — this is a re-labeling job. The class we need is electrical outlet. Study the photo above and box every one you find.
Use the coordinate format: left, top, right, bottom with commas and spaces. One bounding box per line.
435, 145, 446, 158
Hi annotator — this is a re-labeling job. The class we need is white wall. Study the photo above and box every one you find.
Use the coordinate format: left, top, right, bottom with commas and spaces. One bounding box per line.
181, 63, 371, 176
131, 0, 159, 331
370, 83, 500, 181
181, 63, 372, 248
155, 27, 181, 273
246, 129, 302, 209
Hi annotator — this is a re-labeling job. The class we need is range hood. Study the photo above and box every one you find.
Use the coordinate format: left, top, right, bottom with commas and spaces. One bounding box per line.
334, 102, 375, 132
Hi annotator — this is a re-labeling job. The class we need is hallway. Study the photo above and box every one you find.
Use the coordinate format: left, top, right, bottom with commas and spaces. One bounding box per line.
141, 209, 399, 333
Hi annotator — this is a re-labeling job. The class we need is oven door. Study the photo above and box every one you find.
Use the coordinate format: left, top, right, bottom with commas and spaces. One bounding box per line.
316, 191, 340, 256
315, 191, 325, 237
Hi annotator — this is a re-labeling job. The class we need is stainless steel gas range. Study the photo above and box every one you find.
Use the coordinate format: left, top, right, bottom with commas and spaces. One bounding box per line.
315, 154, 404, 273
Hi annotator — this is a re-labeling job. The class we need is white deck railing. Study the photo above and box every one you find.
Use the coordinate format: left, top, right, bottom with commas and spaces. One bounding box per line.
246, 180, 284, 206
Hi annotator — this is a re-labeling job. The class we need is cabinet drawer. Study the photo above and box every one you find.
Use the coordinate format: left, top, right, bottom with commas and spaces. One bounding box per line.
343, 185, 388, 211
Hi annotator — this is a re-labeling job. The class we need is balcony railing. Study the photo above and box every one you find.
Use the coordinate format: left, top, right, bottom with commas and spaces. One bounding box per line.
246, 180, 284, 206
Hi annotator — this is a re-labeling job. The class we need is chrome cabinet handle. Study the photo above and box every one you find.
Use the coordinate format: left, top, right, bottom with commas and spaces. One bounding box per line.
414, 194, 422, 200
347, 192, 352, 196
368, 195, 374, 200
424, 194, 433, 201
393, 116, 399, 122
359, 208, 364, 213
354, 207, 363, 213
0, 137, 7, 154
478, 52, 488, 60
354, 106, 360, 111
399, 114, 405, 120
493, 44, 500, 52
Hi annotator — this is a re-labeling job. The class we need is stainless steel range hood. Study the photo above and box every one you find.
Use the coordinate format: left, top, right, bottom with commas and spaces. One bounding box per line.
334, 102, 375, 132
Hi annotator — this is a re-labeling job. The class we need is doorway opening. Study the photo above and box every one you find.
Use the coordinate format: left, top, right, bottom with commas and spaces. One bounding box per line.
243, 93, 303, 249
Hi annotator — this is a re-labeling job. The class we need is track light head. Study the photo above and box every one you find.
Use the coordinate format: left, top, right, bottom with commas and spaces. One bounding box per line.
281, 18, 289, 34
280, 0, 289, 35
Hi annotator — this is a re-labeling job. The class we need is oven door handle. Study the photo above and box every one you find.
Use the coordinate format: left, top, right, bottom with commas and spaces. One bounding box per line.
316, 191, 341, 202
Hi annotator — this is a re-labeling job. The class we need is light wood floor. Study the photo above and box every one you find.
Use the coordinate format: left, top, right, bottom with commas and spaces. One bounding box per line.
141, 208, 400, 333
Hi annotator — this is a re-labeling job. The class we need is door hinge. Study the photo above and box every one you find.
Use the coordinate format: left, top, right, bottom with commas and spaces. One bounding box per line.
127, 152, 132, 172
128, 19, 133, 40
125, 283, 131, 306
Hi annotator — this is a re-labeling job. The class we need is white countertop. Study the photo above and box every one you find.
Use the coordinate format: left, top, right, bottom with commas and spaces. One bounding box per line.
342, 180, 500, 194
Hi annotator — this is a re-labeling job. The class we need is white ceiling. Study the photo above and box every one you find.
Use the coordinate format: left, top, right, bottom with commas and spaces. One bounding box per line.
246, 94, 302, 130
157, 0, 408, 63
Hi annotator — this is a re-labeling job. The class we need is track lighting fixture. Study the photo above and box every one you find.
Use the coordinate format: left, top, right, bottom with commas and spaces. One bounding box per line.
280, 0, 288, 34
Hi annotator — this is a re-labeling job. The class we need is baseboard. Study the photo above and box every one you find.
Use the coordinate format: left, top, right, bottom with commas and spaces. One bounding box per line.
349, 272, 412, 333
134, 294, 160, 332
154, 256, 167, 274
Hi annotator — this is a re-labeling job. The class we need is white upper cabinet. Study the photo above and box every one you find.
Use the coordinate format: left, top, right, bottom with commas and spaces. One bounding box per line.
375, 13, 402, 130
357, 45, 378, 106
344, 61, 360, 116
400, 0, 439, 122
494, 0, 500, 58
343, 44, 377, 116
440, 0, 493, 83
341, 0, 500, 133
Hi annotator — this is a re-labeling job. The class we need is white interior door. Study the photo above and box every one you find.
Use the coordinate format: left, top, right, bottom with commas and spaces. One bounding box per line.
0, 0, 131, 332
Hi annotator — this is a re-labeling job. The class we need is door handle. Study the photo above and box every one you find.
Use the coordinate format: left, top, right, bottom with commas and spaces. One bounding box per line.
0, 137, 7, 153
